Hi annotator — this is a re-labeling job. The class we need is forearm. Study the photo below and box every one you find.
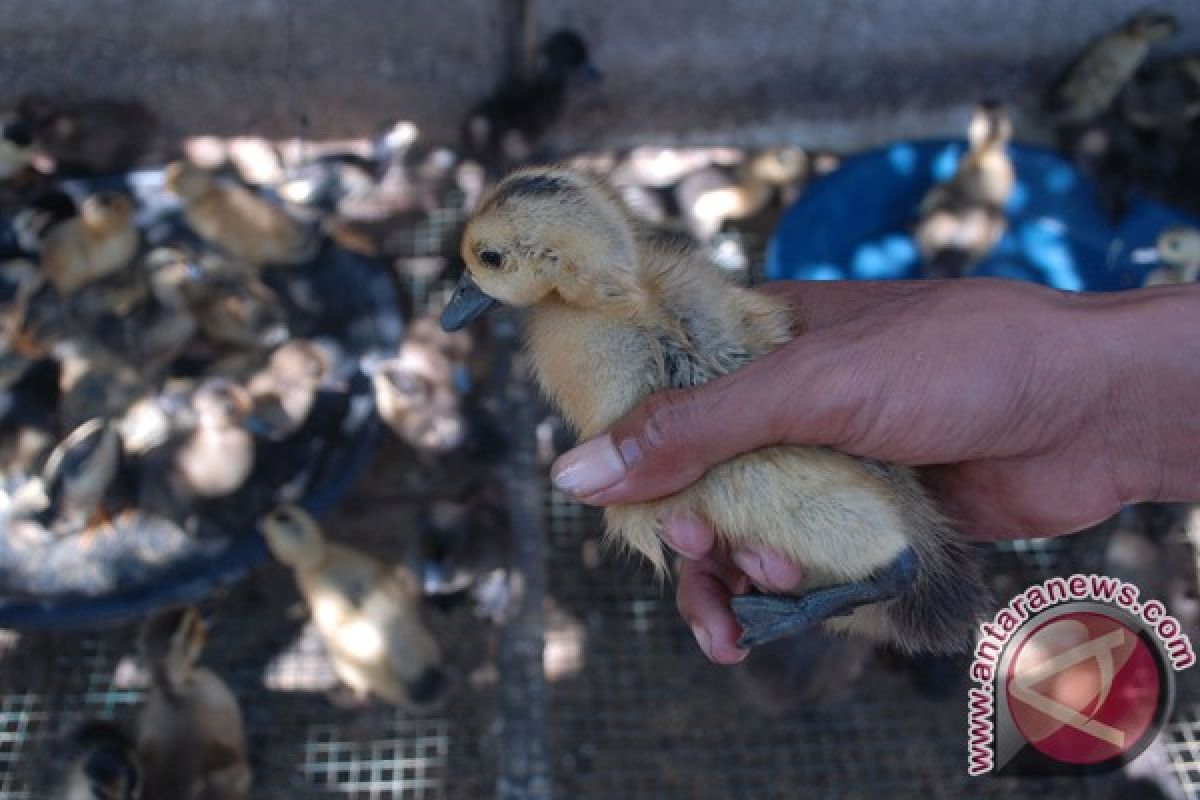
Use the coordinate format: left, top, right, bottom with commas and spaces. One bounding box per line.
1083, 285, 1200, 503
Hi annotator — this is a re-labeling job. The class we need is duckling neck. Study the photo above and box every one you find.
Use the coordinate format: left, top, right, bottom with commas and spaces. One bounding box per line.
526, 298, 660, 438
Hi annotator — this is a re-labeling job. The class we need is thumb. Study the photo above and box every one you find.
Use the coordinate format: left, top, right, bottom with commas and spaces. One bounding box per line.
550, 349, 805, 505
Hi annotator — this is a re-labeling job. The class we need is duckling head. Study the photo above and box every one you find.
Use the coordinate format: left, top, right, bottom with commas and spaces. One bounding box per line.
443, 167, 640, 331
261, 503, 326, 568
192, 378, 252, 429
966, 101, 1012, 151
139, 607, 206, 691
1157, 227, 1200, 274
59, 720, 141, 800
80, 192, 135, 233
164, 160, 214, 201
1125, 10, 1178, 41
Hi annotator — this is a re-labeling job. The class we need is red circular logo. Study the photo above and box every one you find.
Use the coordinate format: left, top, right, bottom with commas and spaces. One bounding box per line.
1005, 612, 1162, 766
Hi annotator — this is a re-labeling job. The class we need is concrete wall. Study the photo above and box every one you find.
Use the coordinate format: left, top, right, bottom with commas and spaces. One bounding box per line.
1, 1, 1198, 150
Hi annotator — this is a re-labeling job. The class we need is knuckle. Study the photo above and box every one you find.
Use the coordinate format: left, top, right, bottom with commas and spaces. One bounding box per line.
639, 390, 690, 456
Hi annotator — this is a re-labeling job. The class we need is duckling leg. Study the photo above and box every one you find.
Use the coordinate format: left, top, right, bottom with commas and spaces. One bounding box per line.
732, 547, 918, 649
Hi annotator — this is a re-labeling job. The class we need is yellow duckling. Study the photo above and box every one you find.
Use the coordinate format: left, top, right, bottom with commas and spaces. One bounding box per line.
171, 379, 255, 499
137, 607, 251, 800
41, 192, 139, 294
164, 160, 318, 267
370, 338, 467, 455
442, 167, 990, 653
260, 504, 449, 706
915, 102, 1014, 279
48, 719, 142, 800
1145, 226, 1200, 286
1045, 10, 1178, 124
675, 147, 808, 240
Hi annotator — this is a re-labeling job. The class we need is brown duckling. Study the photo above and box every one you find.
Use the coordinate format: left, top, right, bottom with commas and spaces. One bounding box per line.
1119, 56, 1200, 134
1045, 11, 1179, 124
137, 607, 251, 800
260, 504, 448, 706
165, 160, 318, 267
47, 719, 142, 800
914, 102, 1014, 278
443, 167, 990, 653
41, 192, 138, 294
55, 339, 145, 431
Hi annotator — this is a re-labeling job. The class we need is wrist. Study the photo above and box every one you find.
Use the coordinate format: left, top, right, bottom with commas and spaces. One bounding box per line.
1082, 286, 1200, 503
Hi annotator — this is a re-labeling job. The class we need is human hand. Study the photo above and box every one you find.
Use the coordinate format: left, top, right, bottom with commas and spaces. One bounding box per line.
549, 278, 1200, 663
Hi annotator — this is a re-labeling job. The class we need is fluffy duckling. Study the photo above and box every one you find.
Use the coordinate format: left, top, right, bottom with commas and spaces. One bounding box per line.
48, 719, 142, 800
260, 504, 449, 706
246, 339, 341, 439
41, 192, 138, 294
137, 607, 252, 800
173, 379, 256, 499
1145, 227, 1200, 285
443, 167, 990, 653
165, 161, 319, 267
192, 274, 288, 350
40, 417, 120, 533
462, 29, 600, 172
1045, 11, 1179, 124
675, 148, 808, 240
914, 102, 1014, 279
370, 338, 467, 455
0, 117, 34, 181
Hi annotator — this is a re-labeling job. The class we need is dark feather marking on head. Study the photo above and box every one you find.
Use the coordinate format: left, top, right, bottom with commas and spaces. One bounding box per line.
496, 174, 571, 201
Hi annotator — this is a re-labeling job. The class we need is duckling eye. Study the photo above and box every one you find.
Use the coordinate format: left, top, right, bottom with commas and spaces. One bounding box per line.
478, 249, 505, 269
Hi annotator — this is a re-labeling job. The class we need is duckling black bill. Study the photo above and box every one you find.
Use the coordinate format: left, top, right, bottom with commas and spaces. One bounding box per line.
440, 271, 498, 331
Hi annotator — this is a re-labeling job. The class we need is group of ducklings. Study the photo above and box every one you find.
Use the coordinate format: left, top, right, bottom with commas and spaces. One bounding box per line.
1045, 9, 1200, 218
911, 9, 1200, 285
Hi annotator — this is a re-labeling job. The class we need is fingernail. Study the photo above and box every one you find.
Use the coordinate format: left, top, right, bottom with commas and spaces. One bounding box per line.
661, 512, 708, 559
551, 434, 626, 496
732, 547, 803, 592
691, 624, 713, 661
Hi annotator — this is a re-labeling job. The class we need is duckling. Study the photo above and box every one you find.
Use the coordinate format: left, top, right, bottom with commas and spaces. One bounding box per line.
246, 339, 342, 439
173, 379, 256, 498
41, 192, 138, 294
462, 29, 600, 172
1145, 226, 1200, 285
675, 148, 808, 240
17, 95, 158, 175
0, 117, 34, 181
369, 339, 467, 455
40, 417, 120, 533
914, 102, 1014, 279
7, 188, 78, 256
137, 607, 251, 800
48, 719, 141, 800
443, 167, 990, 653
191, 274, 288, 350
260, 504, 449, 706
1045, 11, 1179, 124
165, 160, 319, 267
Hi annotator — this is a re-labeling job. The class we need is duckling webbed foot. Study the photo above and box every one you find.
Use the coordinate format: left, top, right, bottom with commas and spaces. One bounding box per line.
732, 547, 919, 649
